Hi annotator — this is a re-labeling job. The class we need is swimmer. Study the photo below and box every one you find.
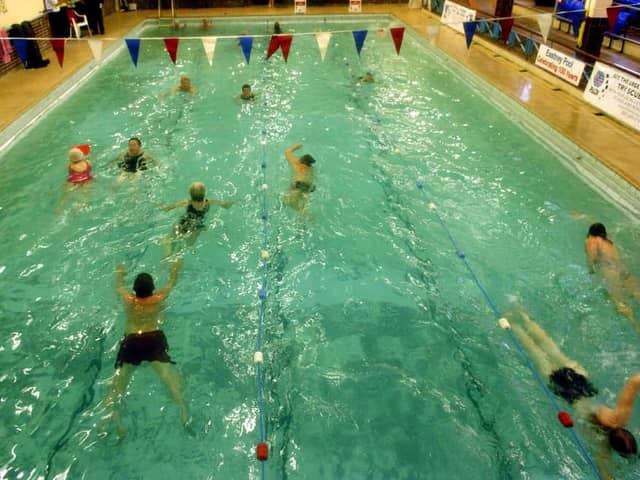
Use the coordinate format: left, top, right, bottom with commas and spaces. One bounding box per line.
200, 18, 211, 30
356, 71, 375, 83
102, 258, 190, 438
161, 75, 197, 97
273, 21, 282, 34
507, 307, 640, 477
56, 146, 93, 212
284, 142, 315, 218
160, 181, 233, 257
586, 223, 640, 330
112, 137, 157, 175
235, 84, 257, 102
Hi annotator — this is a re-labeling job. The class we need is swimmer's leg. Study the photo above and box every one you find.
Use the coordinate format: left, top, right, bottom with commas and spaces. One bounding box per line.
511, 324, 554, 377
102, 364, 134, 438
150, 361, 191, 431
517, 309, 585, 375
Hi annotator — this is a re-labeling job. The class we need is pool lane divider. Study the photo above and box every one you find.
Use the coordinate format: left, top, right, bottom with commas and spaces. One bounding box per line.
415, 181, 602, 480
254, 117, 271, 477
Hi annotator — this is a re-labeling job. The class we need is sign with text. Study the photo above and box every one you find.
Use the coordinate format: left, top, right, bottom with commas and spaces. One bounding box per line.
294, 0, 306, 14
584, 62, 640, 132
349, 0, 362, 12
535, 45, 586, 86
441, 0, 476, 34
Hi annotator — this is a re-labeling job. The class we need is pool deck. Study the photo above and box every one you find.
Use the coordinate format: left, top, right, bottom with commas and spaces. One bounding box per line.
1, 5, 639, 190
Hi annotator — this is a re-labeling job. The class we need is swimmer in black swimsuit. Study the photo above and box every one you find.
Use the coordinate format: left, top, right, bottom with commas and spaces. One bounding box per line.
102, 259, 189, 437
507, 307, 640, 475
284, 142, 315, 218
113, 137, 157, 174
160, 181, 233, 257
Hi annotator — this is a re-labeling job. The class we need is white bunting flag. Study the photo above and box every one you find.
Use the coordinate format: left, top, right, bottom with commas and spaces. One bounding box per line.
315, 32, 331, 61
201, 36, 217, 66
87, 39, 103, 62
537, 13, 553, 44
426, 24, 440, 44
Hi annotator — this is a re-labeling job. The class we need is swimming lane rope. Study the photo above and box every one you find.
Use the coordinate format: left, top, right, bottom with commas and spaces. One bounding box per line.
415, 181, 602, 480
252, 101, 271, 477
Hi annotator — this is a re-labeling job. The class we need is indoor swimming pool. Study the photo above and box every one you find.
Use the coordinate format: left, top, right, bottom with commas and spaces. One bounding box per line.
0, 14, 639, 479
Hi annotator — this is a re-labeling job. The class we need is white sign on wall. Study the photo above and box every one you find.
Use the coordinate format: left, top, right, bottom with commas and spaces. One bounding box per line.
349, 0, 362, 12
294, 0, 306, 14
441, 0, 476, 34
584, 62, 640, 132
535, 45, 586, 86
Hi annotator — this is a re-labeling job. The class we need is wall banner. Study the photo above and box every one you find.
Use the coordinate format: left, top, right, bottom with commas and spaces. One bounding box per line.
441, 0, 476, 34
535, 45, 586, 86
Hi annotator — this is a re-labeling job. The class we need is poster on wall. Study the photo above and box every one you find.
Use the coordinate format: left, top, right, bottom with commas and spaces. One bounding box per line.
535, 45, 586, 86
294, 0, 306, 14
584, 61, 640, 132
441, 0, 476, 34
349, 0, 362, 13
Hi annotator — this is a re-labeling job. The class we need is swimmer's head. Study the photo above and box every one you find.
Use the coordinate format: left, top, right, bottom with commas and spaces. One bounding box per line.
300, 154, 315, 166
128, 137, 142, 155
68, 147, 84, 163
588, 223, 608, 240
180, 76, 192, 89
608, 428, 638, 457
274, 22, 282, 34
133, 273, 155, 298
201, 18, 210, 29
189, 181, 206, 202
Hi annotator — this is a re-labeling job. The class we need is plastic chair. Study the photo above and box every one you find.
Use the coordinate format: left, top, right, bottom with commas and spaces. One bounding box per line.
67, 9, 92, 38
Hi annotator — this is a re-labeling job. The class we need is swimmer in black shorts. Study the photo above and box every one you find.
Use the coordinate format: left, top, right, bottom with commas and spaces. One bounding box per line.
284, 142, 315, 218
102, 258, 188, 437
160, 181, 233, 257
507, 307, 640, 475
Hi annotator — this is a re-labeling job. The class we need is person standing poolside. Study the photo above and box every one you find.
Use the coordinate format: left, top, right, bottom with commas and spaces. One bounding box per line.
161, 75, 197, 96
113, 137, 157, 174
160, 182, 233, 257
586, 223, 640, 330
102, 258, 190, 438
507, 308, 640, 477
284, 142, 315, 217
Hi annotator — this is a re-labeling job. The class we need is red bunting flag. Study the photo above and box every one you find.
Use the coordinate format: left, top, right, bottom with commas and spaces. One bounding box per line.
499, 19, 514, 44
279, 35, 293, 62
267, 35, 280, 59
606, 6, 621, 32
164, 38, 179, 64
390, 27, 405, 55
50, 39, 66, 68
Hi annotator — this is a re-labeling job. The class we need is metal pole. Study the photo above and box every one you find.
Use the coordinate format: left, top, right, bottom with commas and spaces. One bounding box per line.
158, 0, 161, 19
171, 0, 175, 20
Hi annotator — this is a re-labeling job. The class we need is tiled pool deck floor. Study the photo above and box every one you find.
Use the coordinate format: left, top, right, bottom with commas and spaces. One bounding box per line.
1, 5, 639, 190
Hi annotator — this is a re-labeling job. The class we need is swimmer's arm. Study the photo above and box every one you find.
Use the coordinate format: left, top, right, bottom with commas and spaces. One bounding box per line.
115, 264, 129, 299
585, 239, 598, 273
160, 200, 189, 211
207, 199, 234, 209
156, 258, 182, 298
595, 373, 640, 428
286, 143, 302, 165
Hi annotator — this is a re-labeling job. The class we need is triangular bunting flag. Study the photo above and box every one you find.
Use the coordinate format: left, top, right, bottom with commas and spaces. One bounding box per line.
315, 32, 331, 61
352, 30, 368, 57
164, 38, 179, 64
571, 14, 584, 39
87, 39, 103, 62
12, 39, 28, 66
607, 6, 621, 32
426, 24, 440, 43
499, 19, 514, 44
238, 36, 253, 64
125, 38, 141, 66
390, 27, 405, 55
267, 35, 280, 59
201, 37, 217, 66
50, 39, 65, 67
279, 35, 293, 62
463, 21, 477, 49
537, 13, 552, 43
